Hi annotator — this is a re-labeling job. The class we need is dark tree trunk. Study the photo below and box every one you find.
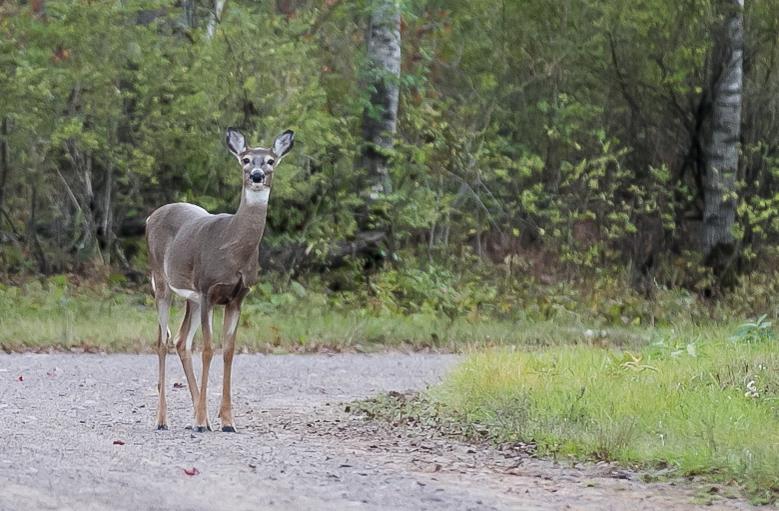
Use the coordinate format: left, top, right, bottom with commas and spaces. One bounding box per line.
0, 118, 8, 215
183, 0, 196, 29
361, 0, 401, 197
28, 186, 48, 273
702, 0, 743, 287
101, 160, 113, 266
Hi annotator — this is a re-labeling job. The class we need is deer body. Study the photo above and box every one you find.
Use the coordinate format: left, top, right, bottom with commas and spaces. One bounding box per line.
146, 128, 293, 432
149, 201, 266, 302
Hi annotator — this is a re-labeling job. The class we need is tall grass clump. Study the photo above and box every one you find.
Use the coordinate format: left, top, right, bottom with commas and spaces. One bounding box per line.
435, 327, 779, 503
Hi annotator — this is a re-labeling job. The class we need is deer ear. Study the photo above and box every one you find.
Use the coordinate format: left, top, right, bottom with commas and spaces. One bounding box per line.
272, 130, 294, 159
226, 128, 247, 157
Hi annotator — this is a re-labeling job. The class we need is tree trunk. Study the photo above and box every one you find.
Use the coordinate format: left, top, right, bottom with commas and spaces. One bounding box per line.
184, 0, 196, 29
101, 160, 113, 266
206, 0, 226, 39
702, 0, 743, 286
361, 0, 401, 197
0, 118, 8, 215
28, 185, 48, 273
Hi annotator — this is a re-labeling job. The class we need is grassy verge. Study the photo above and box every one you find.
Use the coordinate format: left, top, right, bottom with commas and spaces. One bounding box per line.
0, 279, 656, 353
422, 328, 779, 504
0, 276, 768, 356
2, 266, 779, 353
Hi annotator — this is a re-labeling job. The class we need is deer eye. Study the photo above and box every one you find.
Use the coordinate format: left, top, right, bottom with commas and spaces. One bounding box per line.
242, 157, 250, 164
267, 159, 275, 166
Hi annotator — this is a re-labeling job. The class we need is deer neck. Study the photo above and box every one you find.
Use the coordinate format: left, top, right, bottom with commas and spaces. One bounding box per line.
227, 186, 271, 256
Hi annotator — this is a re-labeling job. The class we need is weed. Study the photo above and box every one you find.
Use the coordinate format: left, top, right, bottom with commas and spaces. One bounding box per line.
730, 315, 775, 344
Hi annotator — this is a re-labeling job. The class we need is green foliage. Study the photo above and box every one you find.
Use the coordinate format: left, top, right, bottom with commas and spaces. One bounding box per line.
730, 314, 775, 344
1, 0, 779, 290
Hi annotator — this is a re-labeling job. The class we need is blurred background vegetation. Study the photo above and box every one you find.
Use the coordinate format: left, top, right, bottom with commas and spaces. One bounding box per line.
1, 0, 779, 334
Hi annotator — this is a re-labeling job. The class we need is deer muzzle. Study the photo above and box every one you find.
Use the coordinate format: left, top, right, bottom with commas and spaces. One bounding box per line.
249, 169, 265, 183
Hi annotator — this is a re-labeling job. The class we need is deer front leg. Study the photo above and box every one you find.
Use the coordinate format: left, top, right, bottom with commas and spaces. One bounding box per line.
175, 299, 201, 410
194, 300, 214, 432
219, 300, 242, 432
155, 297, 171, 430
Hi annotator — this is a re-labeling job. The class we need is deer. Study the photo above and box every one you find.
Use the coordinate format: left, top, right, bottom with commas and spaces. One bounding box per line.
145, 128, 294, 432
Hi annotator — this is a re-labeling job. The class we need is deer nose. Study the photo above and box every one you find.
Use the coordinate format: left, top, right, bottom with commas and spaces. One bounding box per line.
249, 169, 265, 183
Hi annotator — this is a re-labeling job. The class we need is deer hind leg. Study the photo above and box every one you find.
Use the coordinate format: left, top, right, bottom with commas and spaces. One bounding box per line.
175, 299, 201, 413
219, 299, 242, 432
193, 299, 214, 432
154, 290, 172, 430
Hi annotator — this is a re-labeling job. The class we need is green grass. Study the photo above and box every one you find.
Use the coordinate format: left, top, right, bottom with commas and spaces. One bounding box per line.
433, 329, 779, 503
4, 265, 779, 353
0, 279, 654, 353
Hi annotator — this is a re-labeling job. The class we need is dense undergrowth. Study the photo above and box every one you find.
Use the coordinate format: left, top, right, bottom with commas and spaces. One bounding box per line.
1, 261, 779, 352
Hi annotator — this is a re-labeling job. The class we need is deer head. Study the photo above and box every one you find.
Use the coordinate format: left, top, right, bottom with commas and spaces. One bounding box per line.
226, 128, 295, 204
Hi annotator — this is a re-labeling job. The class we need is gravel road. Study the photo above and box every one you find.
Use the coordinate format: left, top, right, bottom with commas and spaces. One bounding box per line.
0, 353, 762, 510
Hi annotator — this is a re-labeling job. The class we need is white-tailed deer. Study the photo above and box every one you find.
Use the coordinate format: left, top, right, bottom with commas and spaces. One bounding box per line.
146, 128, 294, 432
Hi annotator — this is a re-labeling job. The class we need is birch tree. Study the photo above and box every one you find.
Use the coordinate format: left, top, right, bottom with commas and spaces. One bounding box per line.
702, 0, 744, 283
206, 0, 226, 39
361, 0, 401, 197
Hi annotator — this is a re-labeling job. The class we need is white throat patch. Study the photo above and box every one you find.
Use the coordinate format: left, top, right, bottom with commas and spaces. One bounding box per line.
245, 188, 270, 205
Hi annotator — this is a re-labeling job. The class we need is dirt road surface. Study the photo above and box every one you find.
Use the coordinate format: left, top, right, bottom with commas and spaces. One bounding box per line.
0, 353, 762, 510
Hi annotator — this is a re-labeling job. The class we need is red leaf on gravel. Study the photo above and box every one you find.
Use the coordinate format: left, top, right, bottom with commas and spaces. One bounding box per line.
172, 382, 185, 389
112, 440, 125, 445
17, 375, 23, 382
183, 467, 200, 476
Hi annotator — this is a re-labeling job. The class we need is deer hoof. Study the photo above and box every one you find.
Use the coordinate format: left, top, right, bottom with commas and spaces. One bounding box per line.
222, 426, 236, 433
193, 426, 209, 433
156, 424, 168, 431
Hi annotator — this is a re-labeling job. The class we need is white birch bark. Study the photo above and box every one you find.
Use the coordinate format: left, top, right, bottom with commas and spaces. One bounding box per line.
206, 0, 227, 40
362, 0, 401, 196
702, 0, 743, 271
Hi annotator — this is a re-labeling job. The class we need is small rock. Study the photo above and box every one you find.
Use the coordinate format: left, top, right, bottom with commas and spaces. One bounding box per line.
422, 463, 442, 473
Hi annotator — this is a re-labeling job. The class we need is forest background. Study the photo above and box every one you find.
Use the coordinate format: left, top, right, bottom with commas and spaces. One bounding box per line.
1, 0, 779, 350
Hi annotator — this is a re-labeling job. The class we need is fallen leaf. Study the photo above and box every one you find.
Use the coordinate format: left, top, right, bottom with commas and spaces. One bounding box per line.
183, 467, 200, 476
113, 440, 125, 445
